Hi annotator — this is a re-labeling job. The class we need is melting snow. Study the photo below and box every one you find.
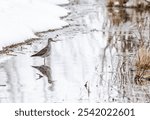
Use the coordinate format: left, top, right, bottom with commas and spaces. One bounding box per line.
0, 0, 69, 50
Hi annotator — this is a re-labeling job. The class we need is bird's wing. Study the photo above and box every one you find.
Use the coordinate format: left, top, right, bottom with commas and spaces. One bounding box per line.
31, 47, 47, 57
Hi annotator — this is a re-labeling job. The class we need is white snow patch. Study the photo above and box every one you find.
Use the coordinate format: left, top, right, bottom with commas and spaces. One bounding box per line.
44, 0, 69, 5
0, 0, 69, 50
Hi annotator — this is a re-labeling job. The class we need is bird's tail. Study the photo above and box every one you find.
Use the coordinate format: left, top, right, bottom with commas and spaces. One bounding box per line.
32, 66, 39, 69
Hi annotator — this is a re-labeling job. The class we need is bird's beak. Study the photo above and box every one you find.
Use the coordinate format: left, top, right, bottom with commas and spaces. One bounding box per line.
51, 40, 57, 42
48, 38, 56, 42
49, 38, 62, 42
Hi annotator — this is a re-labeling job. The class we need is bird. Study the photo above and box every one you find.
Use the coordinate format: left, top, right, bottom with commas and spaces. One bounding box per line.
31, 38, 56, 64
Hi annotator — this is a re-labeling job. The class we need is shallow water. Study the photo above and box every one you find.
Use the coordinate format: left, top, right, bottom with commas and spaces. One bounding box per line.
0, 0, 150, 102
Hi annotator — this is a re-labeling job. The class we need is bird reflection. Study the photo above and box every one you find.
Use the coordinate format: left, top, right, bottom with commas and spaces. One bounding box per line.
84, 81, 90, 97
32, 65, 54, 84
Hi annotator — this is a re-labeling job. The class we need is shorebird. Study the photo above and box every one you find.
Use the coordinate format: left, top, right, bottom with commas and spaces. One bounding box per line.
31, 38, 56, 64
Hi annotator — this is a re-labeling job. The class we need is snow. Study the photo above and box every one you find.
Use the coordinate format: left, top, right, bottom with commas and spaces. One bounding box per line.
45, 0, 69, 5
0, 0, 69, 50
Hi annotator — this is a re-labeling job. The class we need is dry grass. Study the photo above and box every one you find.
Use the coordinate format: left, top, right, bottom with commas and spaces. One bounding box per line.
135, 46, 150, 70
135, 46, 150, 84
107, 0, 124, 7
107, 0, 114, 7
0, 38, 39, 55
107, 0, 150, 8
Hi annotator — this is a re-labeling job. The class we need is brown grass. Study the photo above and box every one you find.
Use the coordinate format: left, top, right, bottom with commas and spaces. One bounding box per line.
107, 0, 150, 8
107, 0, 114, 7
0, 38, 39, 55
135, 46, 150, 70
135, 46, 150, 84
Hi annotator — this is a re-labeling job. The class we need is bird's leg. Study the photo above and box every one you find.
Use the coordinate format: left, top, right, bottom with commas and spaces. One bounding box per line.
44, 58, 46, 65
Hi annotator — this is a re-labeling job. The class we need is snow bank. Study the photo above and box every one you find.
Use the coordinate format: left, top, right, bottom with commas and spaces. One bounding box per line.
45, 0, 69, 5
0, 0, 69, 50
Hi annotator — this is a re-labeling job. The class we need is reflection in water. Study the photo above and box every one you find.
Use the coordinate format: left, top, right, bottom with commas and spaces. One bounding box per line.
99, 6, 150, 102
107, 8, 130, 26
32, 65, 54, 84
32, 65, 55, 98
0, 0, 150, 102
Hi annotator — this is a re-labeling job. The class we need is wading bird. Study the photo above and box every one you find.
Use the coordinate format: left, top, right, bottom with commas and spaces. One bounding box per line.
31, 38, 56, 64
